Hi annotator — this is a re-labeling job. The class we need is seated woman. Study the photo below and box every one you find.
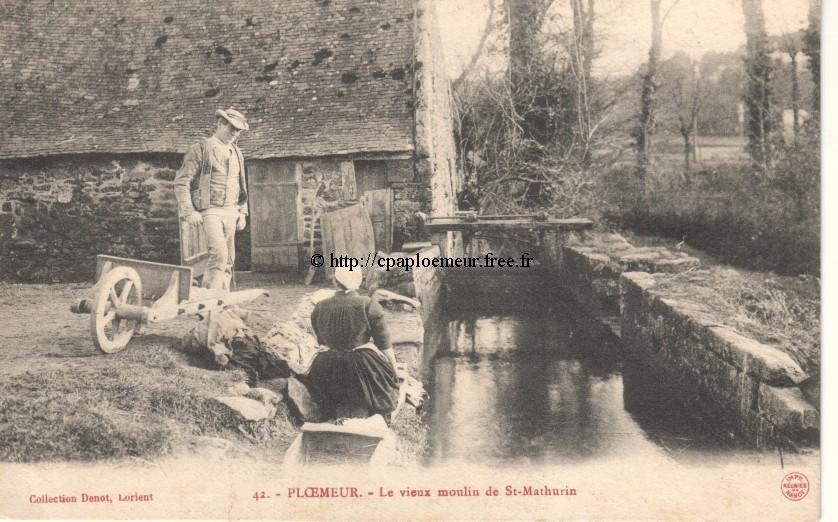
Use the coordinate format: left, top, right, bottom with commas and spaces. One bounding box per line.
305, 266, 399, 421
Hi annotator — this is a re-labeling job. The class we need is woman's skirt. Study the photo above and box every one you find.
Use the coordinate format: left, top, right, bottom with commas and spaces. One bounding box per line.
304, 345, 398, 420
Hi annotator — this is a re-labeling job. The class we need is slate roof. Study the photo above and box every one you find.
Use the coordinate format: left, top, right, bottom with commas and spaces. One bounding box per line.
0, 0, 417, 159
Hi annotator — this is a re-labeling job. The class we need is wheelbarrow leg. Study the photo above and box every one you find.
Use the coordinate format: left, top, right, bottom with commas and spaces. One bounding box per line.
149, 271, 182, 322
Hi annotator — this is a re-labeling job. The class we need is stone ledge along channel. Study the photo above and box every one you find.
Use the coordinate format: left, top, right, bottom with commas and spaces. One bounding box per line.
410, 231, 818, 467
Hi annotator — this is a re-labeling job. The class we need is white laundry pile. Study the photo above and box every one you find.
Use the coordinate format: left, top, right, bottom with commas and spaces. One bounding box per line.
261, 289, 334, 375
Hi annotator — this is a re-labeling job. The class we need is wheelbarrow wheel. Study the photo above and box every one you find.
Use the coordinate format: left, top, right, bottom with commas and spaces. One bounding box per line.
90, 266, 143, 353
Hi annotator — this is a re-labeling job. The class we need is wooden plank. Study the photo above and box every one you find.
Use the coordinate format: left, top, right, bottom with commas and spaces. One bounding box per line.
179, 219, 208, 279
354, 161, 388, 193
96, 255, 192, 302
321, 203, 376, 280
384, 188, 392, 252
295, 162, 306, 250
401, 241, 432, 252
340, 161, 357, 200
362, 188, 393, 253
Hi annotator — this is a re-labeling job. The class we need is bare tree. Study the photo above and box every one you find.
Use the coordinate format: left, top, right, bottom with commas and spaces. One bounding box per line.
507, 0, 555, 144
780, 35, 802, 141
674, 61, 704, 178
802, 0, 820, 119
452, 0, 623, 217
635, 0, 681, 185
569, 0, 597, 162
452, 0, 498, 91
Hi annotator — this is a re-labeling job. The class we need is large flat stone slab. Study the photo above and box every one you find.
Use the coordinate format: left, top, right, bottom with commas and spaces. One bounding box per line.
556, 234, 701, 321
212, 396, 273, 422
287, 377, 321, 422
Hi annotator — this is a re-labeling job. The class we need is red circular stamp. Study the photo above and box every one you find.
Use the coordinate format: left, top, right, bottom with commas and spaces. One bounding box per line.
781, 472, 809, 501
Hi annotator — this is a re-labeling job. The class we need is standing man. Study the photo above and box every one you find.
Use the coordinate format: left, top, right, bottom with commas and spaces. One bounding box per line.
174, 108, 250, 291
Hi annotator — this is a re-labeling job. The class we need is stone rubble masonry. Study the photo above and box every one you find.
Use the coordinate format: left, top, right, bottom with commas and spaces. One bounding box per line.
0, 154, 182, 282
555, 232, 700, 318
392, 181, 432, 247
295, 158, 424, 250
0, 154, 432, 282
410, 245, 445, 380
621, 271, 818, 449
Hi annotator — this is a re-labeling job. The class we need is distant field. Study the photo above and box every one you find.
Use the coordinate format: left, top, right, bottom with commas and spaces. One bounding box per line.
608, 135, 749, 172
653, 135, 748, 165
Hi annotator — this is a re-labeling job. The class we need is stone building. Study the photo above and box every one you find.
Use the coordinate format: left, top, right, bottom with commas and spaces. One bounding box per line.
0, 0, 459, 281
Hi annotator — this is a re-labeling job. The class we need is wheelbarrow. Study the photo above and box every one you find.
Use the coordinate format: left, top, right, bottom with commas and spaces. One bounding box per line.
70, 219, 268, 353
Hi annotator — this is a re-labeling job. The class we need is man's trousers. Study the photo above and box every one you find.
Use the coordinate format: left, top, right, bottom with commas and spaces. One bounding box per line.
201, 209, 239, 291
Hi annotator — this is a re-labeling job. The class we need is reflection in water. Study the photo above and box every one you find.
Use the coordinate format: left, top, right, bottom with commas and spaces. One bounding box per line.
426, 303, 742, 466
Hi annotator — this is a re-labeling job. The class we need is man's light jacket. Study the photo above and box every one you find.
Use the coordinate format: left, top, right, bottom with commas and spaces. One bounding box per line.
173, 138, 249, 217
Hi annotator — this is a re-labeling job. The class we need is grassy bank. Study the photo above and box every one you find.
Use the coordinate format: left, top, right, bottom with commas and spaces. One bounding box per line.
653, 267, 820, 377
603, 155, 819, 276
0, 339, 298, 462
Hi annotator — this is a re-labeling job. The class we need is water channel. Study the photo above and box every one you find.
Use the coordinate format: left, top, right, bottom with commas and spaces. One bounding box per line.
424, 282, 757, 467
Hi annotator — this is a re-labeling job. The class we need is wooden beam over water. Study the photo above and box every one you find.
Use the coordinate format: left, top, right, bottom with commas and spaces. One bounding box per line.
423, 217, 594, 233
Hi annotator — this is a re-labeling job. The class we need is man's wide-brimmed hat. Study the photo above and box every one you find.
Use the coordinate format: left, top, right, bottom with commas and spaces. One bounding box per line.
334, 266, 362, 291
215, 108, 249, 130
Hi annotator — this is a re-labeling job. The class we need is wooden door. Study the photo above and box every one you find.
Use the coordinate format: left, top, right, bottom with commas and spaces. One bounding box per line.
355, 161, 393, 253
248, 160, 301, 271
320, 203, 376, 280
362, 188, 393, 252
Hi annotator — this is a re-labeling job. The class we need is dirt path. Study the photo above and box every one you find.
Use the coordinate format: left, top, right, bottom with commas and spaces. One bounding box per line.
0, 273, 427, 465
0, 275, 321, 462
0, 276, 314, 378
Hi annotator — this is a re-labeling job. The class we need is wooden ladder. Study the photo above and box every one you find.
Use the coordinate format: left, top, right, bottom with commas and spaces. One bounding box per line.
304, 200, 323, 285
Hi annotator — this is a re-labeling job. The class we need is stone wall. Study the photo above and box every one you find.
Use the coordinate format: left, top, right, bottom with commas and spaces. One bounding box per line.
413, 0, 461, 219
551, 233, 700, 320
0, 154, 183, 282
411, 245, 446, 380
391, 181, 432, 248
0, 153, 435, 281
540, 231, 817, 449
621, 272, 818, 449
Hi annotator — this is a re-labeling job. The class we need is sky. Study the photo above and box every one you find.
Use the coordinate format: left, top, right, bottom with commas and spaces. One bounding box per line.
434, 0, 812, 78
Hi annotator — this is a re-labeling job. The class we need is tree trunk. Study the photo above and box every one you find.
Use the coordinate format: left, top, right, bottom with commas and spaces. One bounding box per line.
508, 0, 543, 142
508, 0, 541, 87
803, 0, 820, 119
790, 51, 800, 141
636, 0, 662, 185
452, 0, 496, 90
682, 130, 691, 173
742, 0, 772, 175
692, 116, 698, 161
571, 0, 596, 162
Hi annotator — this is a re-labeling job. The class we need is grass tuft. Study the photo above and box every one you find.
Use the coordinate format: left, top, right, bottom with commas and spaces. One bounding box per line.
655, 268, 820, 376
